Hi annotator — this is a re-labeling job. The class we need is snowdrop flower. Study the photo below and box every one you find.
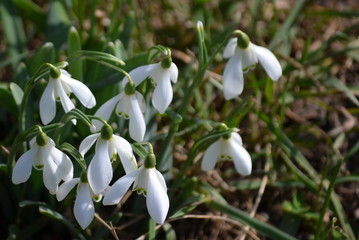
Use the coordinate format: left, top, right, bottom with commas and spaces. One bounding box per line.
121, 55, 178, 114
103, 153, 169, 224
12, 130, 73, 194
56, 173, 101, 229
40, 65, 96, 125
93, 81, 146, 142
222, 30, 282, 100
80, 123, 137, 195
201, 131, 252, 175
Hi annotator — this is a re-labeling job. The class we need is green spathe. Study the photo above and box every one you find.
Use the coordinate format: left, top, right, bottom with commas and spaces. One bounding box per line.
145, 153, 156, 169
36, 132, 48, 146
101, 124, 113, 140
233, 30, 250, 49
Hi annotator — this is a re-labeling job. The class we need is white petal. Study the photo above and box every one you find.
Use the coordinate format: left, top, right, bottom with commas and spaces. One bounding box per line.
146, 169, 169, 224
87, 139, 113, 194
231, 132, 243, 146
228, 139, 252, 175
79, 133, 100, 156
122, 64, 157, 87
74, 183, 95, 229
112, 135, 137, 173
115, 94, 131, 118
133, 166, 148, 193
12, 147, 36, 184
93, 94, 122, 131
129, 95, 146, 142
56, 178, 80, 201
43, 152, 59, 194
53, 78, 75, 113
223, 38, 237, 59
61, 74, 96, 108
201, 140, 221, 171
102, 169, 140, 205
169, 63, 178, 83
40, 79, 56, 125
135, 91, 146, 114
49, 146, 74, 181
152, 71, 172, 114
241, 46, 258, 71
223, 52, 244, 100
252, 43, 282, 81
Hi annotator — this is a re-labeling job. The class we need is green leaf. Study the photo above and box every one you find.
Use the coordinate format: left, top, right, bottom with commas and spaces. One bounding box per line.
67, 26, 83, 81
10, 82, 24, 107
59, 142, 87, 170
323, 77, 359, 107
210, 200, 297, 240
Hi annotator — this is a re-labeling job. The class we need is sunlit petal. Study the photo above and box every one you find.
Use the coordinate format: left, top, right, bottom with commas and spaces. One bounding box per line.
223, 38, 237, 59
93, 94, 122, 131
61, 75, 96, 108
50, 146, 73, 181
12, 147, 37, 184
152, 71, 172, 114
79, 133, 100, 156
223, 51, 244, 100
102, 169, 140, 205
74, 183, 95, 229
201, 140, 221, 171
252, 43, 282, 81
228, 139, 252, 175
115, 94, 131, 118
129, 95, 146, 142
122, 64, 156, 86
53, 78, 75, 113
56, 178, 80, 201
43, 153, 59, 194
112, 135, 137, 173
169, 63, 178, 83
40, 79, 56, 125
87, 139, 112, 194
240, 46, 258, 71
146, 169, 169, 224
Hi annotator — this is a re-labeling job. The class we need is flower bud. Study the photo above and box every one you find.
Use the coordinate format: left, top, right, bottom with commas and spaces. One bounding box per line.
161, 56, 172, 69
36, 132, 48, 146
124, 81, 136, 95
101, 124, 113, 140
233, 30, 250, 49
144, 153, 156, 169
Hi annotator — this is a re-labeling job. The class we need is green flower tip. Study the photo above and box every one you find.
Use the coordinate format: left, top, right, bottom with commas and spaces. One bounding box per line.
80, 172, 88, 183
49, 65, 61, 79
144, 153, 156, 169
233, 30, 250, 49
124, 81, 136, 95
36, 132, 48, 146
101, 124, 113, 140
161, 56, 172, 69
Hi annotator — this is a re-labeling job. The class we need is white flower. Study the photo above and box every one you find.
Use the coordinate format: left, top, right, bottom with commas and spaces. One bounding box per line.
56, 177, 101, 229
79, 128, 137, 195
201, 132, 252, 175
12, 133, 73, 194
122, 60, 178, 114
40, 69, 96, 125
103, 165, 169, 224
222, 36, 282, 100
93, 92, 146, 142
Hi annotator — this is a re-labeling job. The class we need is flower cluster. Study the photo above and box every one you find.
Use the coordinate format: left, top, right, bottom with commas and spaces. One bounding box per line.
11, 27, 281, 231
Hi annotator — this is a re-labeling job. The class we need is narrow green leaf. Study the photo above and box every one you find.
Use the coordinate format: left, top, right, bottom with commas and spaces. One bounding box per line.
67, 26, 83, 81
9, 82, 24, 107
59, 142, 87, 170
210, 200, 297, 240
323, 77, 359, 107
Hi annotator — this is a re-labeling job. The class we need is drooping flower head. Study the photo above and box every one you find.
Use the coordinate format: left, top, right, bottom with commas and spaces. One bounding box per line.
93, 81, 146, 142
40, 64, 96, 125
80, 123, 137, 195
12, 129, 73, 194
121, 49, 178, 114
222, 30, 282, 100
56, 172, 101, 229
103, 152, 169, 224
201, 126, 252, 176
